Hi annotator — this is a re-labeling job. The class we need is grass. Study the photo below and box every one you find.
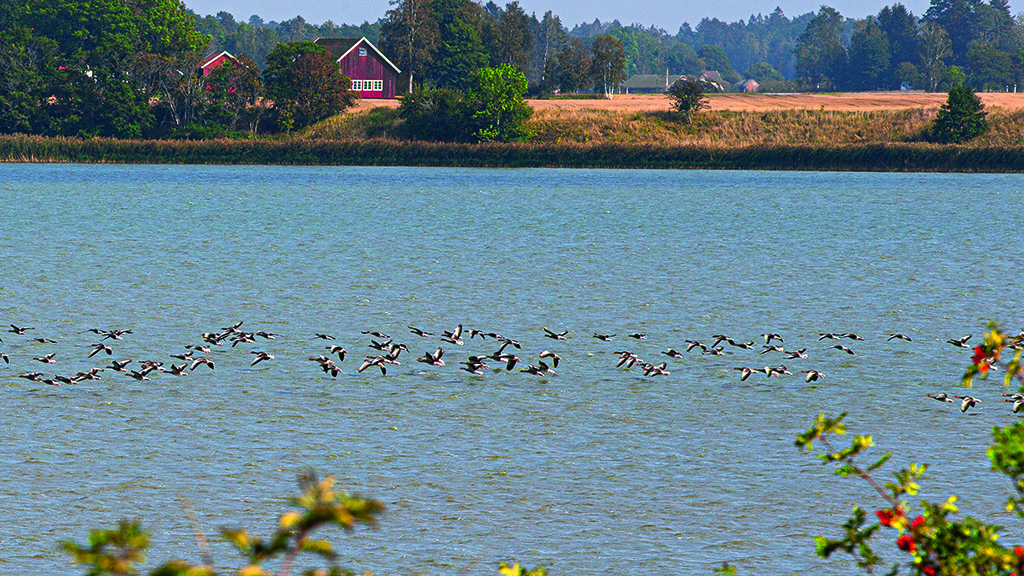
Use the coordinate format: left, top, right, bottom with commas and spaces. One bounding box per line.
4, 104, 1024, 171
299, 104, 1024, 149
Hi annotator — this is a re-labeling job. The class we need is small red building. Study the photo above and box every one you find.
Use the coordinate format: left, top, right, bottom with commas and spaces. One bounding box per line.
199, 51, 238, 76
314, 37, 401, 99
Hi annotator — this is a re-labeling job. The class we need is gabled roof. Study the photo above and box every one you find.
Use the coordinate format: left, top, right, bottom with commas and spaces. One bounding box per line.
702, 70, 726, 85
199, 51, 235, 69
314, 37, 401, 74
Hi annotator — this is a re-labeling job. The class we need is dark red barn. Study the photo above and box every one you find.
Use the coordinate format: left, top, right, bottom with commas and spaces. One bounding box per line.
199, 51, 238, 76
315, 37, 401, 99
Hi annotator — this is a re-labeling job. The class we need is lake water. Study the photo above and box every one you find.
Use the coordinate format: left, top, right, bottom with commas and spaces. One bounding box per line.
1, 164, 1022, 576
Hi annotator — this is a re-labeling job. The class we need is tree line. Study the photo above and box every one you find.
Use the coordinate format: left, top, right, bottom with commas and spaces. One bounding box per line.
196, 0, 1024, 95
2, 0, 1024, 139
796, 0, 1024, 92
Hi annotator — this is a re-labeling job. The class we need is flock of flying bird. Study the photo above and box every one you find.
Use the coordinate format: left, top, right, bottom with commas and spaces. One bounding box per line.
1, 321, 1022, 414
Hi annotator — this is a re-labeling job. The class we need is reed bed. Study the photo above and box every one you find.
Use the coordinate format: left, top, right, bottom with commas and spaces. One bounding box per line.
4, 133, 1024, 172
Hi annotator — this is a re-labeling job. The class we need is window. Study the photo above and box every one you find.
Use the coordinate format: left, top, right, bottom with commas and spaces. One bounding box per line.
358, 47, 367, 57
372, 80, 383, 91
351, 79, 363, 91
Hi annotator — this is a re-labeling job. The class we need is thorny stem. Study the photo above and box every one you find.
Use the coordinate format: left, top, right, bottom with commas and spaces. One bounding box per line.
180, 497, 214, 568
819, 436, 897, 507
277, 528, 305, 576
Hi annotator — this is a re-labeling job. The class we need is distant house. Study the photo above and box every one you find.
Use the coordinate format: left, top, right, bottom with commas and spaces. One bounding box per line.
734, 79, 760, 93
199, 51, 238, 76
622, 73, 684, 94
700, 71, 729, 92
314, 37, 401, 99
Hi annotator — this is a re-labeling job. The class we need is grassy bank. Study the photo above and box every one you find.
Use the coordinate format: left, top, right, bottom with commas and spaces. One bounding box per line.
4, 106, 1024, 171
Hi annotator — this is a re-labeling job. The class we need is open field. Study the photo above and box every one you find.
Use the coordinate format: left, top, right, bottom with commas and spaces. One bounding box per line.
325, 95, 1024, 149
351, 92, 1024, 114
6, 92, 1024, 171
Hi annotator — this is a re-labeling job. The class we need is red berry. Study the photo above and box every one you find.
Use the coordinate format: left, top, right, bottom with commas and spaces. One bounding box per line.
898, 535, 916, 553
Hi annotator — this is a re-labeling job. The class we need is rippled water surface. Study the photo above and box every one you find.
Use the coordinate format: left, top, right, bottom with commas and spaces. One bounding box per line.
1, 165, 1022, 575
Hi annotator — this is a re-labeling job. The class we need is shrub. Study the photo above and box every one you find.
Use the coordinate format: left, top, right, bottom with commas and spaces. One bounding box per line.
398, 85, 472, 142
666, 78, 710, 124
792, 323, 1024, 576
466, 64, 533, 142
931, 84, 988, 144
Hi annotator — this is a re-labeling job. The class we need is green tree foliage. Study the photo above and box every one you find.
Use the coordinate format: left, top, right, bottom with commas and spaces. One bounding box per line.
941, 63, 967, 89
529, 10, 569, 93
744, 61, 783, 82
466, 63, 532, 141
0, 26, 59, 134
794, 6, 848, 89
483, 1, 532, 73
263, 41, 358, 133
380, 0, 439, 95
920, 20, 953, 91
894, 60, 922, 88
0, 0, 209, 137
878, 3, 921, 89
667, 78, 709, 123
847, 18, 890, 90
590, 34, 626, 98
966, 41, 1014, 90
698, 44, 740, 82
205, 54, 264, 134
557, 37, 591, 94
429, 0, 488, 90
930, 83, 987, 143
63, 471, 384, 576
921, 0, 1016, 67
397, 64, 531, 142
136, 50, 206, 132
398, 85, 470, 141
664, 43, 704, 76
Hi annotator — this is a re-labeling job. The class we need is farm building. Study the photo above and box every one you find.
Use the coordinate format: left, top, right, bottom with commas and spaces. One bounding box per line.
199, 51, 238, 76
315, 37, 401, 99
734, 79, 760, 93
622, 73, 684, 94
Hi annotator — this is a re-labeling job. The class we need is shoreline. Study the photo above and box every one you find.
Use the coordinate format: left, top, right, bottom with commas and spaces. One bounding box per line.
3, 135, 1024, 172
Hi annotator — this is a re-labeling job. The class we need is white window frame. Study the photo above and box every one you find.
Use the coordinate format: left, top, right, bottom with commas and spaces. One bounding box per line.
351, 79, 363, 91
358, 47, 367, 56
372, 79, 383, 91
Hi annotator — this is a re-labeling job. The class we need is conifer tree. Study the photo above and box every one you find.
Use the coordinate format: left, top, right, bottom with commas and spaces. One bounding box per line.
931, 83, 987, 143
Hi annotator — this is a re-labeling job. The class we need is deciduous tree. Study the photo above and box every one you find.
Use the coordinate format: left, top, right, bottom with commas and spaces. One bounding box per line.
920, 20, 952, 91
263, 41, 358, 132
380, 0, 439, 94
667, 78, 709, 124
466, 63, 532, 141
590, 34, 626, 98
557, 37, 590, 94
485, 1, 532, 73
794, 6, 848, 89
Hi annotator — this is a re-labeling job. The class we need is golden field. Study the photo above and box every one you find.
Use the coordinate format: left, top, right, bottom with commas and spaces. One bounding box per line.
352, 91, 1024, 114
320, 92, 1024, 148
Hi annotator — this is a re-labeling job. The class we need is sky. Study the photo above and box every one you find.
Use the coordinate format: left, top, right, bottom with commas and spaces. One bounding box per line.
183, 0, 1018, 31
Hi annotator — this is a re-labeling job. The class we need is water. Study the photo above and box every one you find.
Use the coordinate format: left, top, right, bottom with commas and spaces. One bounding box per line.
0, 165, 1022, 576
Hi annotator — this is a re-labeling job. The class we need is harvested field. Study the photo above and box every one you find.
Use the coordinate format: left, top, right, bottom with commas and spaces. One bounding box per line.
531, 92, 1024, 112
351, 92, 1024, 114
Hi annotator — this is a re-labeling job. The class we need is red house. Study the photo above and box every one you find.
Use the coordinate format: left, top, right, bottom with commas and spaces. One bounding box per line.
199, 51, 238, 76
314, 37, 401, 99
